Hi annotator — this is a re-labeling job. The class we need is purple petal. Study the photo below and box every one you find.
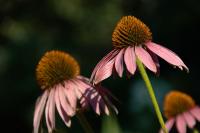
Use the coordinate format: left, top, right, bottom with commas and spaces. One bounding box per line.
159, 118, 175, 133
183, 112, 196, 128
90, 49, 119, 82
54, 87, 71, 127
90, 90, 101, 115
190, 106, 200, 121
93, 85, 118, 115
146, 42, 189, 71
48, 89, 56, 131
176, 115, 186, 133
115, 48, 125, 77
45, 90, 53, 132
99, 98, 109, 115
80, 96, 89, 109
58, 86, 75, 116
33, 90, 49, 133
135, 46, 157, 73
124, 46, 136, 75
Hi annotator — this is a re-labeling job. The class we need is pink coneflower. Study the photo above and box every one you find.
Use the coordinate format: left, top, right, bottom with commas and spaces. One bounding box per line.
160, 91, 200, 133
33, 50, 114, 133
90, 16, 188, 84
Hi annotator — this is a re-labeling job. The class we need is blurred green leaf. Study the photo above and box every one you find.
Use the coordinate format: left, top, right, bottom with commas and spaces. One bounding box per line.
101, 116, 122, 133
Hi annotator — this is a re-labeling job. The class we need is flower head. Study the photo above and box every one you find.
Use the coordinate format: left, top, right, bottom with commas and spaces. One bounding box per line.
160, 91, 200, 133
36, 51, 80, 89
33, 50, 116, 133
90, 16, 188, 84
112, 16, 152, 48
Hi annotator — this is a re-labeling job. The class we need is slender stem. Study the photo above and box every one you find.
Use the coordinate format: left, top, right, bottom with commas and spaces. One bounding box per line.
136, 59, 168, 133
76, 111, 94, 133
193, 129, 199, 133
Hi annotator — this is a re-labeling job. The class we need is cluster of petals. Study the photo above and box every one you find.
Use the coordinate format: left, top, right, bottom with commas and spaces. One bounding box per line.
90, 41, 188, 84
33, 76, 116, 133
160, 106, 200, 133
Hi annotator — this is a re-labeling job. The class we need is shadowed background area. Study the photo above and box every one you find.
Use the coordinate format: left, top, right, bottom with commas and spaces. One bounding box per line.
0, 0, 200, 132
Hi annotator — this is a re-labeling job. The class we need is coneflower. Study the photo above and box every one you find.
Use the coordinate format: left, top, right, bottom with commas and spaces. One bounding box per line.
33, 50, 116, 133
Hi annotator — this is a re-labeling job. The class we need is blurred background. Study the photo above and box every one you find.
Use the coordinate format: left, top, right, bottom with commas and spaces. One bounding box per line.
0, 0, 200, 132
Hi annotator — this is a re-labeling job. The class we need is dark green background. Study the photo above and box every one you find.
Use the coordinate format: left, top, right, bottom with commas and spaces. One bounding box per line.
0, 0, 200, 132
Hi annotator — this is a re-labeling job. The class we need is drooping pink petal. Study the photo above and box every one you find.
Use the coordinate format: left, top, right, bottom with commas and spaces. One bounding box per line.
71, 78, 98, 110
183, 112, 196, 128
190, 106, 200, 121
33, 90, 49, 133
73, 82, 84, 100
146, 48, 160, 75
54, 87, 71, 127
115, 48, 125, 77
48, 89, 56, 131
90, 49, 120, 82
63, 81, 77, 109
45, 89, 55, 133
58, 86, 75, 116
45, 98, 51, 132
159, 118, 175, 133
124, 46, 136, 75
135, 46, 157, 73
176, 115, 186, 133
94, 57, 116, 84
70, 79, 91, 105
146, 42, 189, 71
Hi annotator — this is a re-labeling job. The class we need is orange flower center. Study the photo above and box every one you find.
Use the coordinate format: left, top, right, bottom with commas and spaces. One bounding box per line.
112, 16, 152, 48
164, 91, 195, 119
36, 50, 80, 90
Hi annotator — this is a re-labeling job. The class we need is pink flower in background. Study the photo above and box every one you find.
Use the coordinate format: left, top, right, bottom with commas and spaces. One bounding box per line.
90, 16, 188, 84
160, 91, 200, 133
33, 50, 116, 133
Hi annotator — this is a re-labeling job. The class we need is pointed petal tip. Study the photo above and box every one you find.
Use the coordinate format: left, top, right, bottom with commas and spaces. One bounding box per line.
96, 110, 101, 115
66, 120, 71, 127
175, 65, 189, 73
184, 65, 189, 73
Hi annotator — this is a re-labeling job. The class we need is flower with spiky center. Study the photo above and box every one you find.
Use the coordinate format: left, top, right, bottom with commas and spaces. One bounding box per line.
90, 16, 188, 84
33, 50, 117, 133
160, 91, 200, 133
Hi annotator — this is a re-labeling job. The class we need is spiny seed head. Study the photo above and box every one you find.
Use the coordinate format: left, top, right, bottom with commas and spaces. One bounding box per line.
36, 50, 80, 90
164, 91, 195, 119
112, 16, 152, 48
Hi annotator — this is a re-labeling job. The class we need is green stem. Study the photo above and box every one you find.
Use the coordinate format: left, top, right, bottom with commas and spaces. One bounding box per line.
76, 111, 94, 133
136, 59, 168, 133
193, 129, 199, 133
